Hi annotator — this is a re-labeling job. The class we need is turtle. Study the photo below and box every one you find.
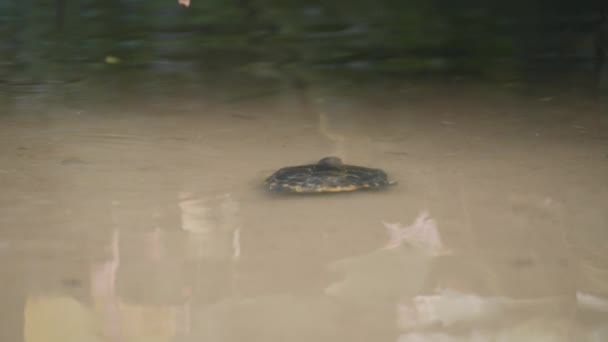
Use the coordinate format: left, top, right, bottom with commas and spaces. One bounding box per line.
264, 156, 397, 193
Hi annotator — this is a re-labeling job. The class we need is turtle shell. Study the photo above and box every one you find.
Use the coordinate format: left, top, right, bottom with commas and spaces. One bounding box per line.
265, 157, 396, 193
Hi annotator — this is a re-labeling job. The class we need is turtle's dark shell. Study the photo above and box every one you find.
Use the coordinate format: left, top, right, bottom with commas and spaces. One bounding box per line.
265, 157, 397, 193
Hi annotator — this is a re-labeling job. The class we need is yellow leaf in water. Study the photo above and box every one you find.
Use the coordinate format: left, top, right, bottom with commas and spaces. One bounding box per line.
105, 56, 120, 64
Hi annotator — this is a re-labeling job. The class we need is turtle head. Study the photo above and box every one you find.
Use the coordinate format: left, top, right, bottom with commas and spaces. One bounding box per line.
318, 156, 343, 167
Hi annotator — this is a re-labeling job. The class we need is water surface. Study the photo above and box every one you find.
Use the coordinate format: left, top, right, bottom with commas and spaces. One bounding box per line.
1, 76, 607, 341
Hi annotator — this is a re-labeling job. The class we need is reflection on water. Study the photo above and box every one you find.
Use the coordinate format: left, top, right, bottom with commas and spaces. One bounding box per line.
0, 75, 607, 342
383, 211, 448, 256
2, 2, 608, 341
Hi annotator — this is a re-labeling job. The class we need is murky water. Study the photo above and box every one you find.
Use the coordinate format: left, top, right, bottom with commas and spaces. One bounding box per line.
1, 77, 608, 342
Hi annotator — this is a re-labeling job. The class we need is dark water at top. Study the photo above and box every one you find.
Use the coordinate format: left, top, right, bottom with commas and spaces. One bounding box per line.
1, 0, 607, 101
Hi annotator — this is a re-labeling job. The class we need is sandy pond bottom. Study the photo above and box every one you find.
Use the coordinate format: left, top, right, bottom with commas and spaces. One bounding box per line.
0, 82, 607, 341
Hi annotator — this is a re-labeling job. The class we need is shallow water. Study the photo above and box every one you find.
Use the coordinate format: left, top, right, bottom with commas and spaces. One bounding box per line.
1, 79, 607, 342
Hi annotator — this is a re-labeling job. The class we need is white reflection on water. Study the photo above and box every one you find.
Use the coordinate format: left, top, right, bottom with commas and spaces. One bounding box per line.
90, 228, 192, 342
325, 211, 443, 307
397, 288, 567, 329
179, 192, 241, 262
577, 292, 608, 313
383, 211, 450, 256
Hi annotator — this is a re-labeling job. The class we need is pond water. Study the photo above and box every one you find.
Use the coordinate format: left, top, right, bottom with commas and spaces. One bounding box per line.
1, 1, 608, 340
1, 74, 607, 341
